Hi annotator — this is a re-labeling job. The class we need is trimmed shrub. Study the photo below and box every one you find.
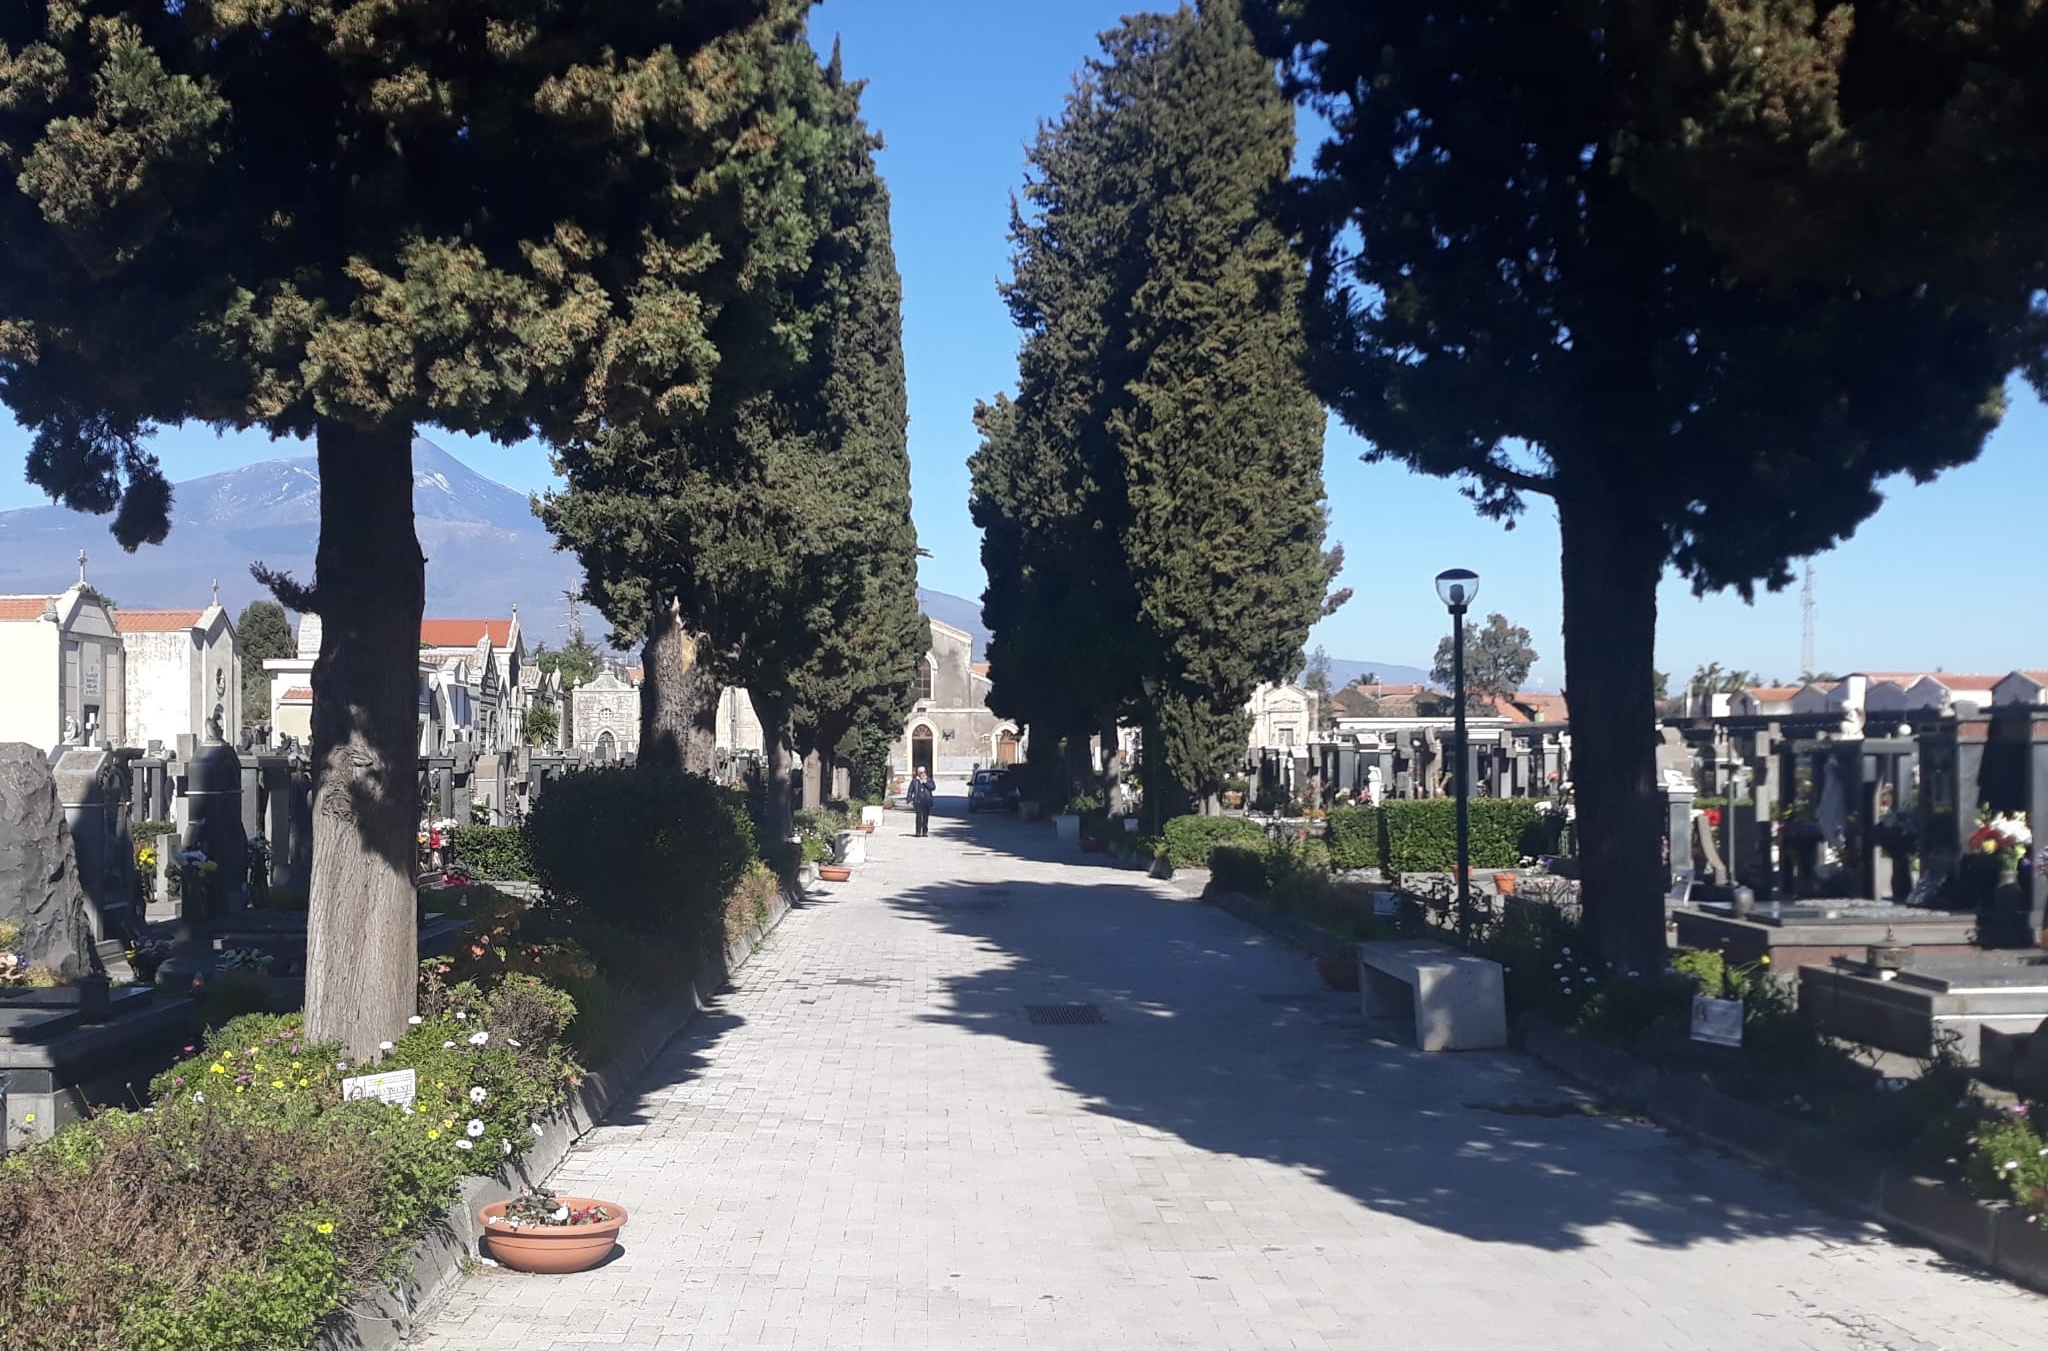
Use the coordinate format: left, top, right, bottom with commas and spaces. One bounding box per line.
1209, 844, 1272, 894
524, 767, 756, 939
1379, 799, 1541, 872
1324, 805, 1382, 870
447, 825, 534, 881
1160, 815, 1267, 868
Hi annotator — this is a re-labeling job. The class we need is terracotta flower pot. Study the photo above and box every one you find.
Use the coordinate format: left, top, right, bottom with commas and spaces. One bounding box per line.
1314, 956, 1360, 992
819, 864, 852, 882
1492, 872, 1518, 895
859, 823, 876, 833
478, 1198, 628, 1275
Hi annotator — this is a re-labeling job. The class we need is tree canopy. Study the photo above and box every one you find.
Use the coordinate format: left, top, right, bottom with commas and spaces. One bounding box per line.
0, 0, 817, 1053
1255, 0, 2011, 969
971, 0, 1334, 813
235, 599, 294, 730
1431, 614, 1538, 709
542, 34, 920, 830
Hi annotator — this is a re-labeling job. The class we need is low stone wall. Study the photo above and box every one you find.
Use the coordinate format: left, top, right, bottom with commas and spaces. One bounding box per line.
315, 878, 802, 1350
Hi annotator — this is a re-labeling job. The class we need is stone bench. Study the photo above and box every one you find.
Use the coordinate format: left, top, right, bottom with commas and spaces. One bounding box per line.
1356, 939, 1508, 1051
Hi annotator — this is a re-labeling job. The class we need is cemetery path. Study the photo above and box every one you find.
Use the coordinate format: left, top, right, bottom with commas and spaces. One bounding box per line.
413, 793, 2045, 1351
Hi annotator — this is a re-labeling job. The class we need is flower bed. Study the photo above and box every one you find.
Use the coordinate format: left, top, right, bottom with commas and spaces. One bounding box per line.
0, 765, 795, 1350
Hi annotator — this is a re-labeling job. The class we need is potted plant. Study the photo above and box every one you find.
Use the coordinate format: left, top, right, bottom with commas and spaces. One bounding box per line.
818, 864, 852, 883
480, 1185, 628, 1275
1490, 870, 1518, 895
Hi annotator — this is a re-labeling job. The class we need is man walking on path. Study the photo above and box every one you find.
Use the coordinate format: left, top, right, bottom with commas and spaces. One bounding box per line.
908, 766, 935, 836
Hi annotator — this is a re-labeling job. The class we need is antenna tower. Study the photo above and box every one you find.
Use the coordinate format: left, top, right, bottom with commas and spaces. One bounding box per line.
1800, 562, 1816, 679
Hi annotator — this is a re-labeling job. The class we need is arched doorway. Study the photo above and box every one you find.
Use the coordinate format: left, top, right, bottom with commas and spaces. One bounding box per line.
596, 730, 616, 763
912, 724, 934, 776
995, 727, 1020, 766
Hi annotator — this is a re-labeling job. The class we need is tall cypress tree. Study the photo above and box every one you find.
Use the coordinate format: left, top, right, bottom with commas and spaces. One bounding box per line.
1255, 0, 2010, 970
0, 0, 805, 1054
545, 35, 921, 840
971, 1, 1332, 814
786, 48, 926, 807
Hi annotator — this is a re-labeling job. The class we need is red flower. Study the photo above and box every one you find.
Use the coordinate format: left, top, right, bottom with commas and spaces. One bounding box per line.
1704, 808, 1723, 829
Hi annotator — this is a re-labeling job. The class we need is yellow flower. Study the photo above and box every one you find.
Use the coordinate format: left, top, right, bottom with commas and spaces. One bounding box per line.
316, 1222, 335, 1235
427, 1129, 440, 1140
22, 1113, 33, 1125
209, 1064, 226, 1075
298, 1078, 309, 1087
291, 1060, 301, 1069
271, 1080, 284, 1089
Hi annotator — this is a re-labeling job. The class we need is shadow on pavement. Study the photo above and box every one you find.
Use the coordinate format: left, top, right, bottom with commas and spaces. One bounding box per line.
886, 865, 1882, 1257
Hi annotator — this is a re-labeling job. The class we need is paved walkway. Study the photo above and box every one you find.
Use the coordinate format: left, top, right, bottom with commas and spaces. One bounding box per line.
415, 795, 2045, 1351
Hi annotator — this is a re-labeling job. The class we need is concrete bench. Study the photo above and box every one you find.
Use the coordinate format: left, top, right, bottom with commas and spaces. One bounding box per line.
1356, 939, 1508, 1051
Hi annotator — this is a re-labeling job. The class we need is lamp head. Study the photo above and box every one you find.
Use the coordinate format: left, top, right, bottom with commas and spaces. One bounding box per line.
1435, 568, 1479, 613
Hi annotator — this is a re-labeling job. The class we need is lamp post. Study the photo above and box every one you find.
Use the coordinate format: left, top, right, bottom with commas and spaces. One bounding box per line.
1435, 568, 1480, 941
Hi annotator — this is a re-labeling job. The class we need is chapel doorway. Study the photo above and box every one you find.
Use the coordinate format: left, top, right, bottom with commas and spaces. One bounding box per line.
912, 725, 934, 777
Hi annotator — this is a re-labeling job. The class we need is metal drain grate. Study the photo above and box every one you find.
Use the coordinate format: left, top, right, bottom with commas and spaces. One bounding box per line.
1025, 1003, 1105, 1026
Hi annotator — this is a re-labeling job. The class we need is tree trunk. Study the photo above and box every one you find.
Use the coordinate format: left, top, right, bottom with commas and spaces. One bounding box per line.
303, 420, 424, 1059
1558, 487, 1668, 975
637, 599, 719, 774
752, 692, 795, 846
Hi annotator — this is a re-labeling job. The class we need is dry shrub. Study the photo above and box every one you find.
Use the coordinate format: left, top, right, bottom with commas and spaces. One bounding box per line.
723, 863, 779, 946
0, 1107, 388, 1350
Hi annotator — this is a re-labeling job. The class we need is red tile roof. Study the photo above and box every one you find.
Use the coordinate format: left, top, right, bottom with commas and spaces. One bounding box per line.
115, 609, 204, 633
0, 595, 58, 622
281, 687, 314, 703
971, 662, 991, 678
1745, 686, 1802, 702
420, 619, 513, 647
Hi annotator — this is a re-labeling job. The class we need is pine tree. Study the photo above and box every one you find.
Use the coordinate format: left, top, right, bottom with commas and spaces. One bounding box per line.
235, 600, 295, 732
0, 0, 812, 1054
1256, 0, 2011, 971
1431, 614, 1538, 711
971, 1, 1333, 815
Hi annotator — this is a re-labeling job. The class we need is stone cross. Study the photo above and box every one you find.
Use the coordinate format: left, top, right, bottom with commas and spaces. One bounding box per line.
76, 549, 87, 585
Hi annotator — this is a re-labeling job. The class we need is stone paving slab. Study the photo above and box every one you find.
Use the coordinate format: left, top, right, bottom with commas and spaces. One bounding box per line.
413, 796, 2046, 1351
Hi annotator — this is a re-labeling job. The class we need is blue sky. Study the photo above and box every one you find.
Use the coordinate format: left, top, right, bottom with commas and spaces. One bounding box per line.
2, 0, 2041, 688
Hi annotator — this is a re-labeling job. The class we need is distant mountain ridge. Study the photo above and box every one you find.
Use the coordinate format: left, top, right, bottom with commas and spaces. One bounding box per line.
0, 444, 1431, 683
0, 438, 584, 638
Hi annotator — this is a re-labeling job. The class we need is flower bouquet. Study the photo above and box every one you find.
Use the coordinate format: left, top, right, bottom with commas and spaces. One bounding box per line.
1965, 810, 2032, 876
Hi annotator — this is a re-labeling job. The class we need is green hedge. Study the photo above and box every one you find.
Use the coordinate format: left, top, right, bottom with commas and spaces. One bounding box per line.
524, 767, 756, 939
1159, 815, 1267, 868
1208, 845, 1271, 894
447, 825, 534, 881
1322, 800, 1543, 872
1325, 806, 1381, 870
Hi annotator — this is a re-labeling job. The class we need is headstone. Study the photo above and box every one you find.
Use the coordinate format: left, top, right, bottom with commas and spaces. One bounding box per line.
0, 744, 97, 981
50, 746, 136, 940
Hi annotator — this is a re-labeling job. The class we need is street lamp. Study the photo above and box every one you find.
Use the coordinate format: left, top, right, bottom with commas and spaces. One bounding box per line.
1435, 568, 1479, 941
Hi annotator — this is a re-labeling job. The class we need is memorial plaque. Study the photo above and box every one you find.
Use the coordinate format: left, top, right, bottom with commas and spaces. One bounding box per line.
340, 1068, 417, 1108
1690, 995, 1742, 1047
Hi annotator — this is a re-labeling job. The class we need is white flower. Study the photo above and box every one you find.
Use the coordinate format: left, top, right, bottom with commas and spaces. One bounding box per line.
454, 1011, 467, 1021
507, 1038, 521, 1049
551, 1205, 569, 1223
502, 1139, 513, 1156
455, 1139, 474, 1151
467, 1119, 486, 1137
468, 1031, 489, 1046
531, 1123, 543, 1137
191, 1091, 205, 1104
469, 1086, 487, 1104
2004, 1161, 2021, 1171
378, 1040, 393, 1051
407, 1015, 423, 1025
443, 1041, 457, 1049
